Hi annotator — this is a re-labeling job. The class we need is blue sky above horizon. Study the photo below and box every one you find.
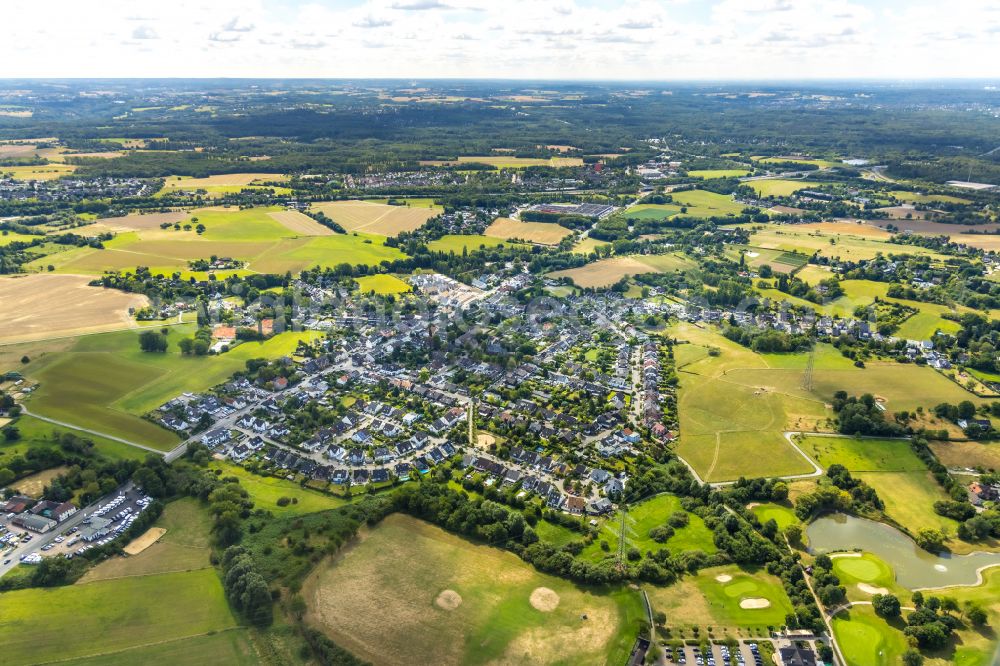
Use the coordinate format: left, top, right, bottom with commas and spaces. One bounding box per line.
1, 0, 997, 79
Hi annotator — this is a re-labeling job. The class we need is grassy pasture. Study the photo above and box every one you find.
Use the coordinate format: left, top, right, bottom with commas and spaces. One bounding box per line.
79, 211, 191, 235
672, 323, 826, 481
66, 630, 258, 666
302, 513, 643, 665
192, 206, 294, 242
25, 326, 321, 447
743, 223, 947, 262
156, 173, 289, 197
81, 498, 212, 583
548, 254, 694, 288
580, 494, 716, 562
1, 163, 77, 180
211, 462, 346, 516
856, 470, 958, 535
249, 234, 407, 274
749, 179, 821, 198
29, 352, 180, 450
646, 564, 795, 635
621, 203, 684, 221
419, 155, 584, 168
929, 440, 1000, 472
672, 324, 984, 481
311, 200, 442, 236
0, 274, 149, 344
754, 156, 842, 169
736, 245, 809, 273
425, 234, 511, 253
721, 361, 981, 415
688, 169, 751, 179
670, 189, 746, 218
485, 217, 572, 245
354, 273, 411, 295
794, 435, 959, 535
0, 568, 237, 665
0, 415, 148, 463
0, 231, 40, 246
626, 494, 716, 553
572, 237, 611, 254
796, 435, 926, 473
889, 191, 971, 205
37, 216, 408, 276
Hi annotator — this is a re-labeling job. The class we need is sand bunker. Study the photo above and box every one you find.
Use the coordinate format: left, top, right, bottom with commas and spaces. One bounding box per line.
739, 598, 771, 610
530, 587, 560, 612
435, 589, 463, 611
715, 574, 733, 583
123, 527, 166, 555
857, 583, 889, 595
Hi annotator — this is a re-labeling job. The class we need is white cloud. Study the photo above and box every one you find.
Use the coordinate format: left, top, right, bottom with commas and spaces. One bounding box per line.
0, 0, 995, 79
131, 25, 158, 40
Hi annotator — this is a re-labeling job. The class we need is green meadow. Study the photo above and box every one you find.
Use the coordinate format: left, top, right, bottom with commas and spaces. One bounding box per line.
670, 189, 747, 218
0, 568, 237, 665
25, 206, 407, 276
425, 234, 512, 253
210, 462, 347, 516
688, 169, 751, 179
749, 179, 821, 198
354, 273, 412, 295
26, 326, 322, 449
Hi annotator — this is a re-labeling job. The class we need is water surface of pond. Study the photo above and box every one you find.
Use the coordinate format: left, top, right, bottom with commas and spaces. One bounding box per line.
807, 513, 1000, 589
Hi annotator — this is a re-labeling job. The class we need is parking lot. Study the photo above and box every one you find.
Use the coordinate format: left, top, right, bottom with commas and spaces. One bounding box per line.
662, 640, 771, 666
0, 483, 150, 574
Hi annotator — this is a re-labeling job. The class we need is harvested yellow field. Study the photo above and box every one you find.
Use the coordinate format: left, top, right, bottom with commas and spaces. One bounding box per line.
1, 163, 77, 180
419, 156, 584, 168
311, 200, 441, 237
549, 254, 692, 288
485, 217, 573, 245
794, 221, 893, 239
80, 211, 190, 235
159, 173, 288, 191
876, 206, 933, 220
0, 274, 149, 344
267, 210, 334, 236
0, 143, 42, 158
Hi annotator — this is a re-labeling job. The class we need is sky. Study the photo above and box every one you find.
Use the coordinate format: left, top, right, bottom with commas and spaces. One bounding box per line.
1, 0, 998, 80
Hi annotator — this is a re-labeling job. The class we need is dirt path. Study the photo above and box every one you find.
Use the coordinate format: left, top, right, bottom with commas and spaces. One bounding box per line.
21, 407, 167, 457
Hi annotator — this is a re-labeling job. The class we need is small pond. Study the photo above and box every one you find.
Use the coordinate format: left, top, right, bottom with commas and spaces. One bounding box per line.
807, 513, 1000, 589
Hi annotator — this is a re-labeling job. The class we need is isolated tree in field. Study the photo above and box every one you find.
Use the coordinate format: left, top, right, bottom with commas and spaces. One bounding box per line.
965, 603, 988, 626
138, 330, 168, 352
872, 593, 901, 618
